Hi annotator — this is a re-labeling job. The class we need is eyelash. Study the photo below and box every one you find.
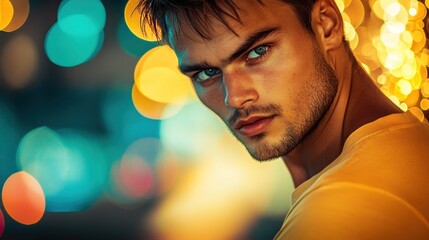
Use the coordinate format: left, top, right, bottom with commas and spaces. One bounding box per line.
245, 45, 271, 65
191, 44, 272, 84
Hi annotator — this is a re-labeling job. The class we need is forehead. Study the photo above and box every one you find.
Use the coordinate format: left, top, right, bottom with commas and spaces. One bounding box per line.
167, 0, 297, 50
171, 0, 304, 69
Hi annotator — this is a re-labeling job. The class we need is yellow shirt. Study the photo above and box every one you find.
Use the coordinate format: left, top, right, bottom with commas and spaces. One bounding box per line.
275, 112, 429, 240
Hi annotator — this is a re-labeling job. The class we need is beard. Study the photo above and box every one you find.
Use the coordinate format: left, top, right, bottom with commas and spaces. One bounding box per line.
227, 45, 338, 161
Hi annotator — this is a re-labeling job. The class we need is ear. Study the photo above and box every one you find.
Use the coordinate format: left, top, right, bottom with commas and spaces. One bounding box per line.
311, 0, 344, 52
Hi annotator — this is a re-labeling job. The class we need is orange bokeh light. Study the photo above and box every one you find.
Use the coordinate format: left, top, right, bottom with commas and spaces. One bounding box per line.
2, 0, 29, 32
2, 171, 46, 225
0, 0, 14, 31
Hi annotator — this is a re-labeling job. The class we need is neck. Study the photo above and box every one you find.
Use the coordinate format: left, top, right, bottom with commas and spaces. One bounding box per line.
282, 49, 402, 187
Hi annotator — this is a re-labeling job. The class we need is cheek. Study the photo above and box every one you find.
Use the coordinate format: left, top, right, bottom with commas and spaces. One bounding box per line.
196, 85, 227, 117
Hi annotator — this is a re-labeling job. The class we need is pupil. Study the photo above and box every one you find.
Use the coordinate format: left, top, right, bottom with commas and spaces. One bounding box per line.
205, 68, 217, 76
256, 46, 266, 54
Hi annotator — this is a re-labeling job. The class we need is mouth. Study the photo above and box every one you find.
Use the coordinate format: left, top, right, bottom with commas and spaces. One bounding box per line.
234, 115, 276, 137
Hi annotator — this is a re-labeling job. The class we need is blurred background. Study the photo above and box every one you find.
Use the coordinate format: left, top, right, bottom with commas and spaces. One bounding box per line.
0, 0, 428, 239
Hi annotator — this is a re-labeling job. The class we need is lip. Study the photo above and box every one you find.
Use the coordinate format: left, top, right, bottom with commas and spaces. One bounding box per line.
234, 115, 275, 137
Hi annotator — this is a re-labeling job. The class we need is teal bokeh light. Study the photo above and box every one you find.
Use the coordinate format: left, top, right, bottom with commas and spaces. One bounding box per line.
17, 127, 107, 212
160, 101, 226, 159
58, 0, 106, 37
45, 22, 104, 67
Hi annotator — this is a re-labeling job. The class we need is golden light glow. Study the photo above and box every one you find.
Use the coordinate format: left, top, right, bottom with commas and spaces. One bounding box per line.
0, 0, 14, 31
124, 0, 159, 41
135, 67, 191, 103
134, 45, 194, 104
131, 84, 183, 119
341, 0, 429, 114
2, 0, 29, 32
421, 98, 429, 110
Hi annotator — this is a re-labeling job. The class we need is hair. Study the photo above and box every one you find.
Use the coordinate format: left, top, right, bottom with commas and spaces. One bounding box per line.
137, 0, 316, 45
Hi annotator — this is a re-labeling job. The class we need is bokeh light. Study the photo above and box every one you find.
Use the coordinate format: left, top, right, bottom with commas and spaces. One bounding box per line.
102, 85, 161, 146
1, 35, 38, 89
45, 23, 104, 67
160, 100, 226, 159
2, 171, 45, 225
1, 0, 29, 32
148, 136, 292, 240
134, 45, 193, 104
58, 0, 106, 37
131, 84, 183, 120
341, 0, 429, 113
135, 67, 191, 104
0, 209, 4, 237
134, 45, 178, 73
0, 0, 14, 31
124, 0, 159, 41
115, 155, 154, 200
113, 138, 164, 201
17, 127, 107, 212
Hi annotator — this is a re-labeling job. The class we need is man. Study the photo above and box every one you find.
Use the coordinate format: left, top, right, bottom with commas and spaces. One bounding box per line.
137, 0, 429, 239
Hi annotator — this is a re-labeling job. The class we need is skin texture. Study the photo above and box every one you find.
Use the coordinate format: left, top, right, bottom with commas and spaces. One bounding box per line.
171, 0, 402, 186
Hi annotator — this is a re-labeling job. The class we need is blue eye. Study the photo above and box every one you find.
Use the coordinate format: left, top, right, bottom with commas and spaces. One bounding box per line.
247, 45, 269, 60
195, 68, 221, 82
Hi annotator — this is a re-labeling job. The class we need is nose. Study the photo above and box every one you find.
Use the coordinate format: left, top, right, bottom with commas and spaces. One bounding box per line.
223, 69, 258, 109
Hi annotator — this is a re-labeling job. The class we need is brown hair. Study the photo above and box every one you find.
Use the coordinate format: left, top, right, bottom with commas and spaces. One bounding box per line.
137, 0, 315, 45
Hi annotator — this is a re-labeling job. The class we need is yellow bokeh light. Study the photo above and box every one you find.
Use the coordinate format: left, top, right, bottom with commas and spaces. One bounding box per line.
401, 30, 413, 49
419, 48, 429, 66
383, 2, 401, 19
409, 8, 418, 17
381, 24, 401, 47
412, 29, 426, 53
377, 74, 387, 84
131, 84, 183, 119
421, 81, 429, 97
404, 90, 420, 107
134, 45, 178, 77
401, 61, 417, 80
0, 0, 14, 31
396, 79, 413, 96
345, 0, 365, 28
344, 21, 357, 41
135, 67, 191, 104
124, 0, 159, 41
421, 98, 429, 110
412, 1, 427, 20
335, 0, 345, 12
399, 102, 408, 111
383, 49, 405, 69
2, 0, 29, 32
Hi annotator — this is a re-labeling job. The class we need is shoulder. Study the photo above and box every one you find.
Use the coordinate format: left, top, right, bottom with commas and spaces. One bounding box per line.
275, 182, 429, 240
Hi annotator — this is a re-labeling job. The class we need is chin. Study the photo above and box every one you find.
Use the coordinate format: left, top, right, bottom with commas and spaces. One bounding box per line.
244, 134, 294, 161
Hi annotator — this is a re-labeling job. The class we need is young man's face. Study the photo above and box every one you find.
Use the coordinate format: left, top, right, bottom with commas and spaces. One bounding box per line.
173, 0, 338, 160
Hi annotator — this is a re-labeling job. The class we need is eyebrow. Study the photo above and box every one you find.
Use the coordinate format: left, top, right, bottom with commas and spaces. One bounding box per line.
179, 26, 281, 74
